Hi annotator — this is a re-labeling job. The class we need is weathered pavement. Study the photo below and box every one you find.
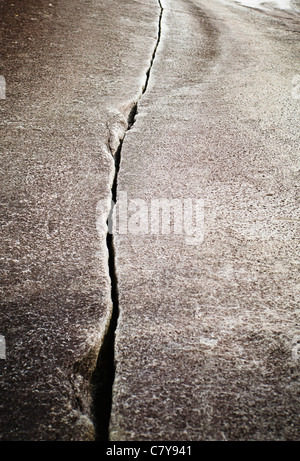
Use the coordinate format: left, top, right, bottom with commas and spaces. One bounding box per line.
0, 0, 299, 442
0, 0, 160, 441
110, 0, 300, 441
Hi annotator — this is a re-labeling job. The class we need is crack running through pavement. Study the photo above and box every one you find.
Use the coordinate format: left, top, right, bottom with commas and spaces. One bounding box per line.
91, 0, 163, 441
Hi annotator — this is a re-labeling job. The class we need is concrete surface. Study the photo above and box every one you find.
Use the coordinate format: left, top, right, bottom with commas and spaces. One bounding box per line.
110, 0, 300, 441
0, 0, 160, 441
1, 0, 299, 442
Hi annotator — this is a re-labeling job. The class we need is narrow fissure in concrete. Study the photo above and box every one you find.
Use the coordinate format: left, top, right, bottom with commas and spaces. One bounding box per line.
91, 1, 163, 441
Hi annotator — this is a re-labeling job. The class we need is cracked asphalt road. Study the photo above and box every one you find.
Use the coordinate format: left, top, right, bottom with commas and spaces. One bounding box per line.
0, 0, 160, 441
0, 0, 299, 442
110, 0, 300, 441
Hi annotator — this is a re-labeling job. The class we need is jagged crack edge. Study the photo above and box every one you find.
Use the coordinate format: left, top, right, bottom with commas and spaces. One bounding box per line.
91, 0, 164, 441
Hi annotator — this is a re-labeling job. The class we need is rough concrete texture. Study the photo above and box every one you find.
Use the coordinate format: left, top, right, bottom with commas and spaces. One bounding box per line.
0, 0, 160, 441
110, 0, 300, 441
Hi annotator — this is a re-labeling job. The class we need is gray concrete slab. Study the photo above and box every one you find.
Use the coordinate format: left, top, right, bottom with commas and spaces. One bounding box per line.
110, 0, 300, 441
0, 0, 160, 441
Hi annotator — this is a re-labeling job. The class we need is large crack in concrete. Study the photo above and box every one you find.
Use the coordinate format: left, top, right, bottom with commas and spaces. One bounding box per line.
91, 0, 164, 441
